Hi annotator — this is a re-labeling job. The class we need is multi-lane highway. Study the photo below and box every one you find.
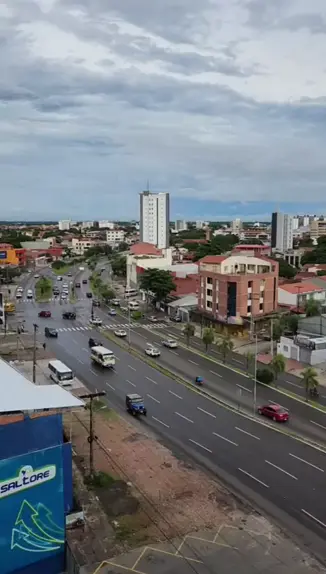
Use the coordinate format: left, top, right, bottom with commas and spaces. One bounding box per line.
13, 266, 326, 560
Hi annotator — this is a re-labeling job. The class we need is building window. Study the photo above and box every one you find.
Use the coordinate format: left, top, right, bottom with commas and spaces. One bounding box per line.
259, 302, 263, 311
248, 293, 252, 300
206, 300, 212, 309
207, 277, 213, 285
248, 281, 253, 289
283, 345, 289, 353
247, 305, 251, 313
206, 289, 212, 297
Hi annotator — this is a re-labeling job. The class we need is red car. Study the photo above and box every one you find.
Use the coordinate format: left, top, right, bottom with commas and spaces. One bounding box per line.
38, 310, 51, 318
258, 404, 289, 422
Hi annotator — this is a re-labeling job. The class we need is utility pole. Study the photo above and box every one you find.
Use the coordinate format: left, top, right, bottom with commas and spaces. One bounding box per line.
128, 305, 131, 347
80, 391, 106, 477
32, 323, 38, 384
253, 333, 257, 414
270, 318, 274, 357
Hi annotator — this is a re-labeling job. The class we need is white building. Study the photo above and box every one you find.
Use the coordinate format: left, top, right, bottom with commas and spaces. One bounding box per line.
71, 237, 96, 256
271, 212, 293, 252
278, 282, 326, 308
98, 221, 115, 229
58, 220, 71, 231
106, 229, 125, 245
231, 219, 242, 235
292, 217, 299, 231
175, 220, 188, 232
81, 221, 94, 230
139, 191, 169, 249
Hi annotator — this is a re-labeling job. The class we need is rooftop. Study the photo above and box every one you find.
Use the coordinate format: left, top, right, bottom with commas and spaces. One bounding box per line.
130, 242, 162, 256
199, 255, 226, 264
279, 282, 324, 294
0, 359, 84, 414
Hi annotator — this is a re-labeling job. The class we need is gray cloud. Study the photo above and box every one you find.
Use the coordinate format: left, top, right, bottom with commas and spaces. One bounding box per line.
0, 0, 325, 219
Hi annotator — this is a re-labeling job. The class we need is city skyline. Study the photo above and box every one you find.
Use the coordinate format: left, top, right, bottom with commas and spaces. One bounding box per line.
1, 1, 326, 218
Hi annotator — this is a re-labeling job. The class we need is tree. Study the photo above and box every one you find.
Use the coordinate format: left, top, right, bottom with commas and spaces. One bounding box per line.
273, 258, 296, 279
191, 235, 239, 262
202, 327, 215, 352
183, 323, 195, 346
272, 319, 285, 342
38, 277, 51, 295
301, 367, 319, 401
301, 236, 326, 266
245, 351, 255, 374
305, 299, 321, 317
270, 353, 286, 385
100, 286, 115, 302
256, 368, 274, 385
52, 259, 65, 269
217, 337, 234, 363
139, 268, 176, 304
111, 255, 126, 277
285, 314, 299, 335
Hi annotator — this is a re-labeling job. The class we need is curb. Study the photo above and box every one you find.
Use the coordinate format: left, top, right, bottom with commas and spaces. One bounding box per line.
101, 330, 326, 454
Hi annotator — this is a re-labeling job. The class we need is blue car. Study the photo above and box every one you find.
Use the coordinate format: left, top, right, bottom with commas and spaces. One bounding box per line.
126, 394, 147, 416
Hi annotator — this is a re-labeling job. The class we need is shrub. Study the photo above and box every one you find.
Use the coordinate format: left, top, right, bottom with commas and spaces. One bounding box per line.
256, 368, 274, 385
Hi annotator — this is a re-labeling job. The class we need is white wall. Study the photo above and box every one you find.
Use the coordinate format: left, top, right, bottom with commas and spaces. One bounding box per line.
277, 288, 296, 306
126, 249, 173, 287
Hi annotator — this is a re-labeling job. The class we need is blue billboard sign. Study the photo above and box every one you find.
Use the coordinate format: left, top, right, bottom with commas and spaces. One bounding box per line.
0, 445, 65, 574
0, 251, 7, 259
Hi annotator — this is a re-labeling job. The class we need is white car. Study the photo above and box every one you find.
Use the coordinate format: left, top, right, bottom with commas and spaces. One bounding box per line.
114, 329, 127, 337
145, 346, 160, 357
148, 316, 159, 323
17, 287, 23, 293
57, 276, 62, 281
162, 339, 178, 349
90, 317, 102, 326
61, 293, 67, 299
26, 290, 33, 299
16, 292, 22, 299
34, 274, 40, 279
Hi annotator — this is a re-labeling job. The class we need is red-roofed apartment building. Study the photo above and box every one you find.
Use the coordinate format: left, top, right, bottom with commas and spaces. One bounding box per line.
278, 282, 326, 311
198, 254, 278, 324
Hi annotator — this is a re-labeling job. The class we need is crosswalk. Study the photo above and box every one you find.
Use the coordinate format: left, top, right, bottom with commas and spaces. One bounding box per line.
56, 322, 167, 333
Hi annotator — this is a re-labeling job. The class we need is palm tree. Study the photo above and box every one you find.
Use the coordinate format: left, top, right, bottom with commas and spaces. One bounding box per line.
202, 327, 215, 352
245, 351, 255, 374
302, 367, 319, 401
217, 337, 234, 363
183, 323, 195, 346
270, 353, 286, 385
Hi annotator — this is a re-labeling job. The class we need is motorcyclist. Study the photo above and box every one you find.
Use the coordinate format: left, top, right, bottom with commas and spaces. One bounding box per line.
195, 376, 203, 385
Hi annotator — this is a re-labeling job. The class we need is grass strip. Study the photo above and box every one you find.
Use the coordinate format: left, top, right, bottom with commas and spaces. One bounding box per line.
35, 277, 52, 302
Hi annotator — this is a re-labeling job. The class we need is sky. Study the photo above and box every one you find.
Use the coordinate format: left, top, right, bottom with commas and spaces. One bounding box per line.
1, 0, 326, 221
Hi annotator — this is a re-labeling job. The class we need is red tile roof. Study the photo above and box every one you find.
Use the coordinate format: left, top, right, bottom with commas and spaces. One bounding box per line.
130, 242, 162, 256
199, 255, 226, 264
279, 282, 324, 294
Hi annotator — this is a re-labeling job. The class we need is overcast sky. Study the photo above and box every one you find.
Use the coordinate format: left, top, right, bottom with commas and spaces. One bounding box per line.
1, 0, 326, 220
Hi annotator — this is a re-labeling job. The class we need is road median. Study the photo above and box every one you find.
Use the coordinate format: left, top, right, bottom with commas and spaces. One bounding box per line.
35, 276, 52, 302
100, 329, 326, 454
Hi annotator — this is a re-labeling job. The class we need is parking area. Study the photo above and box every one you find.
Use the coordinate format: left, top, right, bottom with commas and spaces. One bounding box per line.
87, 516, 325, 574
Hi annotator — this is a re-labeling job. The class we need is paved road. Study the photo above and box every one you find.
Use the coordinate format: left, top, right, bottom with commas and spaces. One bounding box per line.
17, 291, 326, 560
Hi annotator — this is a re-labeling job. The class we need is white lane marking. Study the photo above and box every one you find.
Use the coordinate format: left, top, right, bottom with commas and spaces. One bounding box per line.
285, 380, 301, 389
79, 327, 84, 331
128, 365, 136, 371
71, 328, 76, 331
72, 339, 78, 345
152, 416, 170, 428
106, 383, 115, 391
310, 420, 326, 431
171, 351, 179, 356
82, 348, 88, 352
210, 370, 222, 378
62, 328, 67, 332
76, 358, 84, 365
146, 376, 158, 385
235, 427, 260, 441
175, 412, 194, 423
236, 384, 252, 394
189, 439, 212, 453
265, 460, 298, 480
188, 359, 199, 365
289, 453, 324, 473
233, 359, 242, 364
90, 369, 98, 377
169, 390, 183, 400
268, 400, 288, 411
197, 406, 216, 419
301, 509, 326, 529
213, 432, 238, 446
126, 379, 136, 387
238, 468, 269, 489
147, 394, 160, 404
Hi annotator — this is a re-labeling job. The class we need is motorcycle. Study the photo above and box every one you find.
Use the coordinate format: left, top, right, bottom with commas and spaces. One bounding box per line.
309, 387, 319, 398
195, 376, 203, 386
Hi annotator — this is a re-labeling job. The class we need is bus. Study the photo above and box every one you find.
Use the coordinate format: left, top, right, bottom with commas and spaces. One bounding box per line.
48, 360, 74, 385
125, 288, 138, 299
90, 346, 115, 368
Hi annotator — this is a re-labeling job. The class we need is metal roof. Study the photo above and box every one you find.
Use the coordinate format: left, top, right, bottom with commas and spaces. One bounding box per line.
0, 359, 84, 413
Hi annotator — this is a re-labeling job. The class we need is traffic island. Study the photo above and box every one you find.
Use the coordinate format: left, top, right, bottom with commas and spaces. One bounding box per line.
35, 276, 53, 302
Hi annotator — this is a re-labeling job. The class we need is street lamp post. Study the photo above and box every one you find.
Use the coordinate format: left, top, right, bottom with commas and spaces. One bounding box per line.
32, 323, 38, 384
128, 305, 131, 347
253, 333, 258, 414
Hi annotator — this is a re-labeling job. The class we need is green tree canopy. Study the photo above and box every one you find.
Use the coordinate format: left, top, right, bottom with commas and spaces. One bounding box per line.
217, 337, 234, 363
273, 258, 296, 279
183, 323, 195, 346
202, 327, 215, 351
301, 236, 326, 265
111, 255, 126, 277
139, 268, 176, 302
305, 299, 321, 317
270, 353, 286, 383
189, 235, 239, 262
302, 367, 319, 400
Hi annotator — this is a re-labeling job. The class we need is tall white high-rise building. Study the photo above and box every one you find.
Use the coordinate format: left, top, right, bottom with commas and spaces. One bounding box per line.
231, 218, 242, 235
271, 212, 293, 252
139, 191, 170, 249
175, 220, 188, 232
58, 220, 71, 231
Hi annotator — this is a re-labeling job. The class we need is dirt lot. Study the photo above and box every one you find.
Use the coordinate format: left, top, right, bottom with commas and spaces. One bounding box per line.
64, 404, 325, 574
